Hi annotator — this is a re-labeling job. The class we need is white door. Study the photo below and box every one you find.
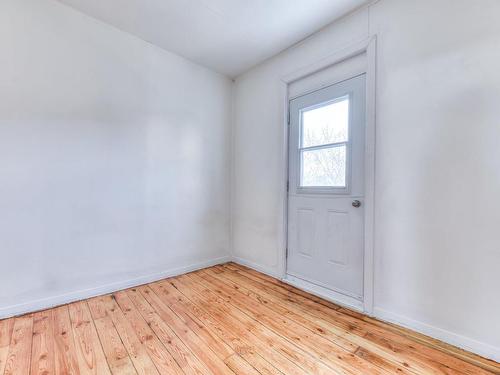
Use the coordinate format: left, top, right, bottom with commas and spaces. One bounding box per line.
286, 74, 366, 303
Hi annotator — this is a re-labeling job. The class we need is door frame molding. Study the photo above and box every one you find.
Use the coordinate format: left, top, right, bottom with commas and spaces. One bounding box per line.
277, 36, 377, 315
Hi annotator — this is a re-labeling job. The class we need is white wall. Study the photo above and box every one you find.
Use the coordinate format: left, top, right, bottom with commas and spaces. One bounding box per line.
232, 0, 500, 361
0, 0, 232, 317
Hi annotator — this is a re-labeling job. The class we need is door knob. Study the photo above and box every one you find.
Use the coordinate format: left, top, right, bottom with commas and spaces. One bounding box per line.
352, 200, 361, 208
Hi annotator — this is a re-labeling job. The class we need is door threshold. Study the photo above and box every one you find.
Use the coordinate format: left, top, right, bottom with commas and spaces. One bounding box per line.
283, 274, 364, 312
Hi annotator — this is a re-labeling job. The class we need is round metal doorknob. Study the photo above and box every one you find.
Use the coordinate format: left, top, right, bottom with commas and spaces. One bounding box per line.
352, 200, 361, 208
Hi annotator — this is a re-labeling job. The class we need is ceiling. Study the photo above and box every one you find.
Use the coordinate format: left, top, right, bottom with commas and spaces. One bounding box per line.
57, 0, 368, 77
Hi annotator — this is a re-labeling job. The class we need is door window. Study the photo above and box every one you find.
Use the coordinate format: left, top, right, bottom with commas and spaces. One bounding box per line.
299, 96, 350, 189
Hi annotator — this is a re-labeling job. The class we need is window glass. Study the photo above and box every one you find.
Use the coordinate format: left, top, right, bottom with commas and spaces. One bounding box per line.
301, 97, 349, 148
299, 96, 349, 188
301, 145, 346, 187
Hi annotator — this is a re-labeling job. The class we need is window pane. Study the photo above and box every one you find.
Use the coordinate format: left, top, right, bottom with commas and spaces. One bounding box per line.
301, 97, 349, 148
301, 145, 346, 187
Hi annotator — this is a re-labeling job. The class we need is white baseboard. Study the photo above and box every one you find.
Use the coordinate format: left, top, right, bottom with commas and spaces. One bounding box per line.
0, 255, 231, 320
374, 307, 500, 363
231, 256, 282, 279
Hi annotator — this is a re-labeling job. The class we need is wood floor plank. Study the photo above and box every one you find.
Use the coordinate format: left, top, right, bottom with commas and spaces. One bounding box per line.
167, 278, 349, 374
224, 354, 261, 375
112, 291, 185, 375
92, 295, 160, 375
159, 293, 290, 375
87, 298, 107, 321
151, 280, 298, 375
231, 265, 500, 375
226, 270, 462, 375
0, 319, 14, 375
67, 301, 111, 375
31, 310, 55, 375
160, 285, 290, 375
214, 269, 413, 373
144, 284, 234, 362
156, 278, 338, 375
159, 278, 290, 374
53, 305, 81, 375
223, 264, 495, 375
3, 315, 34, 375
90, 315, 137, 375
137, 285, 236, 375
225, 263, 342, 310
0, 264, 497, 375
186, 272, 387, 375
125, 288, 211, 375
359, 314, 500, 375
354, 346, 415, 375
221, 264, 366, 335
209, 267, 449, 374
207, 267, 359, 351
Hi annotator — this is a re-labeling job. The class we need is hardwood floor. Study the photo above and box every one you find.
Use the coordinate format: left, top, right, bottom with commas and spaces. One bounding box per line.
1, 263, 498, 374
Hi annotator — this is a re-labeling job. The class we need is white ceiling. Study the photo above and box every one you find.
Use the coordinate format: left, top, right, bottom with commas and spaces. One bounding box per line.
57, 0, 368, 77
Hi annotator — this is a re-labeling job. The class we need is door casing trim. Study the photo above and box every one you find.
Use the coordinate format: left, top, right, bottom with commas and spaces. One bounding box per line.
278, 36, 377, 315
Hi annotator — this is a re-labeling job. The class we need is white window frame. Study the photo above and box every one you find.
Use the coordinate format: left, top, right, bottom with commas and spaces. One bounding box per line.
297, 94, 352, 195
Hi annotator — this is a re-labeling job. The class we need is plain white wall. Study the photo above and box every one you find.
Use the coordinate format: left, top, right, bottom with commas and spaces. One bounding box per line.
370, 0, 500, 359
231, 0, 500, 360
0, 0, 232, 317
